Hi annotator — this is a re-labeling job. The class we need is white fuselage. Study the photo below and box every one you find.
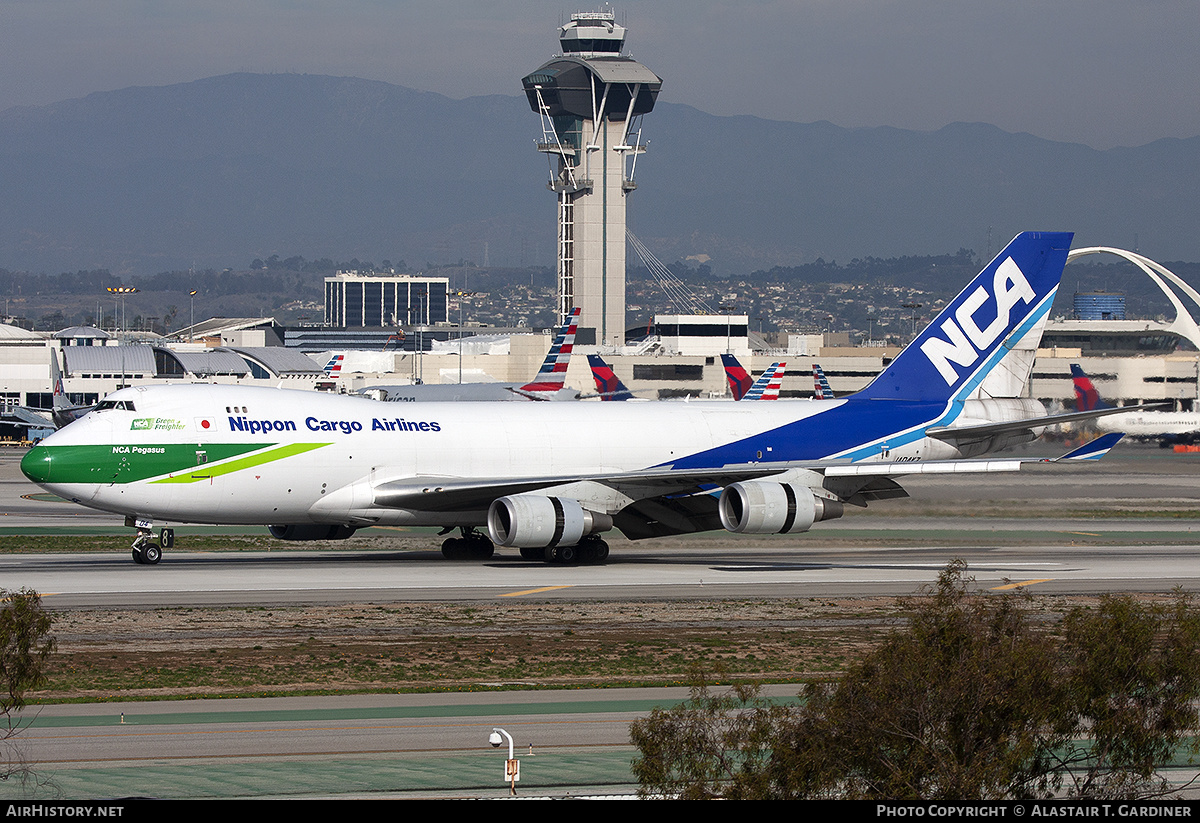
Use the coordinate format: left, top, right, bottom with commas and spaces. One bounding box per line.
27, 382, 967, 528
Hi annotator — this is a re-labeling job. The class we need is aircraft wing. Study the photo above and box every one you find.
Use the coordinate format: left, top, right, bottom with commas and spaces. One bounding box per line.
831, 433, 1124, 477
926, 405, 1164, 443
1, 407, 55, 428
370, 435, 1123, 533
371, 464, 800, 513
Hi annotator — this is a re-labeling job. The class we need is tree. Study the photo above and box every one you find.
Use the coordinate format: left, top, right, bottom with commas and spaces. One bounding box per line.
1051, 592, 1200, 799
799, 559, 1062, 800
1, 588, 56, 782
629, 670, 792, 799
629, 561, 1200, 800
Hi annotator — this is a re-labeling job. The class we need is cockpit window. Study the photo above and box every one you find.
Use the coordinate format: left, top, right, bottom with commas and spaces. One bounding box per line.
94, 400, 137, 412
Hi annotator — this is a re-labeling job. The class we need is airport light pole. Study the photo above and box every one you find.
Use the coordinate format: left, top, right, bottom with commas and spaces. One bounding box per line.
106, 286, 139, 337
189, 290, 198, 342
902, 303, 923, 342
408, 296, 427, 385
457, 291, 481, 384
106, 286, 138, 390
720, 303, 737, 354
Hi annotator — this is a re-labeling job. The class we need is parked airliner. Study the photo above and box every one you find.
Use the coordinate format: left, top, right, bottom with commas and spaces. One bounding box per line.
22, 232, 1126, 565
1071, 364, 1197, 445
363, 308, 581, 402
721, 355, 786, 400
4, 352, 95, 431
813, 364, 833, 399
587, 355, 636, 401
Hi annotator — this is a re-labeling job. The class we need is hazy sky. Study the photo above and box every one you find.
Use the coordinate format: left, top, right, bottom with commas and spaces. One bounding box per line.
5, 0, 1198, 150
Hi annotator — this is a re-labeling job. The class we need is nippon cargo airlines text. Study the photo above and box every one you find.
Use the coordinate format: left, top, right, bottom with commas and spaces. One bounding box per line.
227, 416, 443, 434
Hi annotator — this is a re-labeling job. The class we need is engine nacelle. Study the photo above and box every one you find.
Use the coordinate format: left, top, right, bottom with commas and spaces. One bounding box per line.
268, 524, 358, 541
718, 481, 844, 534
487, 495, 613, 548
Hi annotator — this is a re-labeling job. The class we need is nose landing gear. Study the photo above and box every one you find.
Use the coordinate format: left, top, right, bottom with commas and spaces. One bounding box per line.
128, 518, 173, 565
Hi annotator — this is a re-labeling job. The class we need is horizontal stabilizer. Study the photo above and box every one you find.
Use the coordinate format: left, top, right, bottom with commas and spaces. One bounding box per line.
1053, 432, 1124, 461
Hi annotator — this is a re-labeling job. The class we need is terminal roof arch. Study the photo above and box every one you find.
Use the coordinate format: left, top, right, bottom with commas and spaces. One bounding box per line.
1065, 247, 1200, 351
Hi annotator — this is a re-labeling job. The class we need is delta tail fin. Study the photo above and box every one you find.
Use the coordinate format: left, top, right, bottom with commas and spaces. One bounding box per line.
721, 354, 753, 401
587, 355, 634, 401
854, 231, 1073, 403
1070, 364, 1112, 411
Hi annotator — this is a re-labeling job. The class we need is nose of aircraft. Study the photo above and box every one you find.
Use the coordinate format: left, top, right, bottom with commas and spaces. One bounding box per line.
21, 445, 52, 485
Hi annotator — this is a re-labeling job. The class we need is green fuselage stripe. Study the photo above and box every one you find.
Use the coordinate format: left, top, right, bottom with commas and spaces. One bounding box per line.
28, 442, 331, 485
151, 442, 331, 484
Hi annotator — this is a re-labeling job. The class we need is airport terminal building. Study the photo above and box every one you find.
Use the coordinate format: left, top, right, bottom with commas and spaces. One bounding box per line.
323, 271, 449, 328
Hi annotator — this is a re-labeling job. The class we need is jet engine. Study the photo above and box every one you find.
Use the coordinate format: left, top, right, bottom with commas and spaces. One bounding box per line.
718, 481, 844, 534
487, 495, 613, 548
268, 524, 358, 541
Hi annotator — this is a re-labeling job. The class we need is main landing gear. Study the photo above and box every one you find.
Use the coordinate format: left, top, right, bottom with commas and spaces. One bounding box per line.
440, 527, 495, 560
129, 519, 173, 565
520, 535, 609, 565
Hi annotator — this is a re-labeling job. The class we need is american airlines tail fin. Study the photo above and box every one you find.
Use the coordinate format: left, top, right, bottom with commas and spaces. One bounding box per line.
47, 351, 95, 429
744, 362, 786, 401
322, 354, 345, 379
813, 364, 833, 399
855, 231, 1073, 403
723, 355, 787, 401
1070, 364, 1112, 411
51, 351, 67, 409
720, 354, 753, 400
587, 355, 634, 401
518, 307, 580, 394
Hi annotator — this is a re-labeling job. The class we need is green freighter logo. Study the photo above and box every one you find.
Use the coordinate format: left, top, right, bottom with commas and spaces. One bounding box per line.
131, 417, 186, 431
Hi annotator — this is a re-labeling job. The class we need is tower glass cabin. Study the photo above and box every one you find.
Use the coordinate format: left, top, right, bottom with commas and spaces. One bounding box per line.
522, 11, 661, 346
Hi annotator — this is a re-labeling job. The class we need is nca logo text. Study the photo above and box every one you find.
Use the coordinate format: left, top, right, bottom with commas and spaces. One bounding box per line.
919, 258, 1036, 386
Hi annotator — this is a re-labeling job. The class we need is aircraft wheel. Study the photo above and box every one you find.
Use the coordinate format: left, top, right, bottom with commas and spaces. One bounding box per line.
468, 540, 495, 560
141, 543, 162, 565
132, 548, 145, 564
556, 544, 577, 565
576, 538, 609, 564
520, 546, 542, 561
441, 538, 465, 560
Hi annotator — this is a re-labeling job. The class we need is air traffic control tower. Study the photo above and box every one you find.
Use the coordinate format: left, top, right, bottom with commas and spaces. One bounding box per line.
522, 11, 661, 346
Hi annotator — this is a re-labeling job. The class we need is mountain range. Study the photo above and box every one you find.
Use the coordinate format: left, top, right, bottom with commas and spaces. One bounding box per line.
1, 72, 1197, 275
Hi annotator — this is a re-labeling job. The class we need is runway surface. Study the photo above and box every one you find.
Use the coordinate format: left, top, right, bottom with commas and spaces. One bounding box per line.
2, 444, 1198, 606
4, 687, 728, 799
6, 540, 1200, 608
